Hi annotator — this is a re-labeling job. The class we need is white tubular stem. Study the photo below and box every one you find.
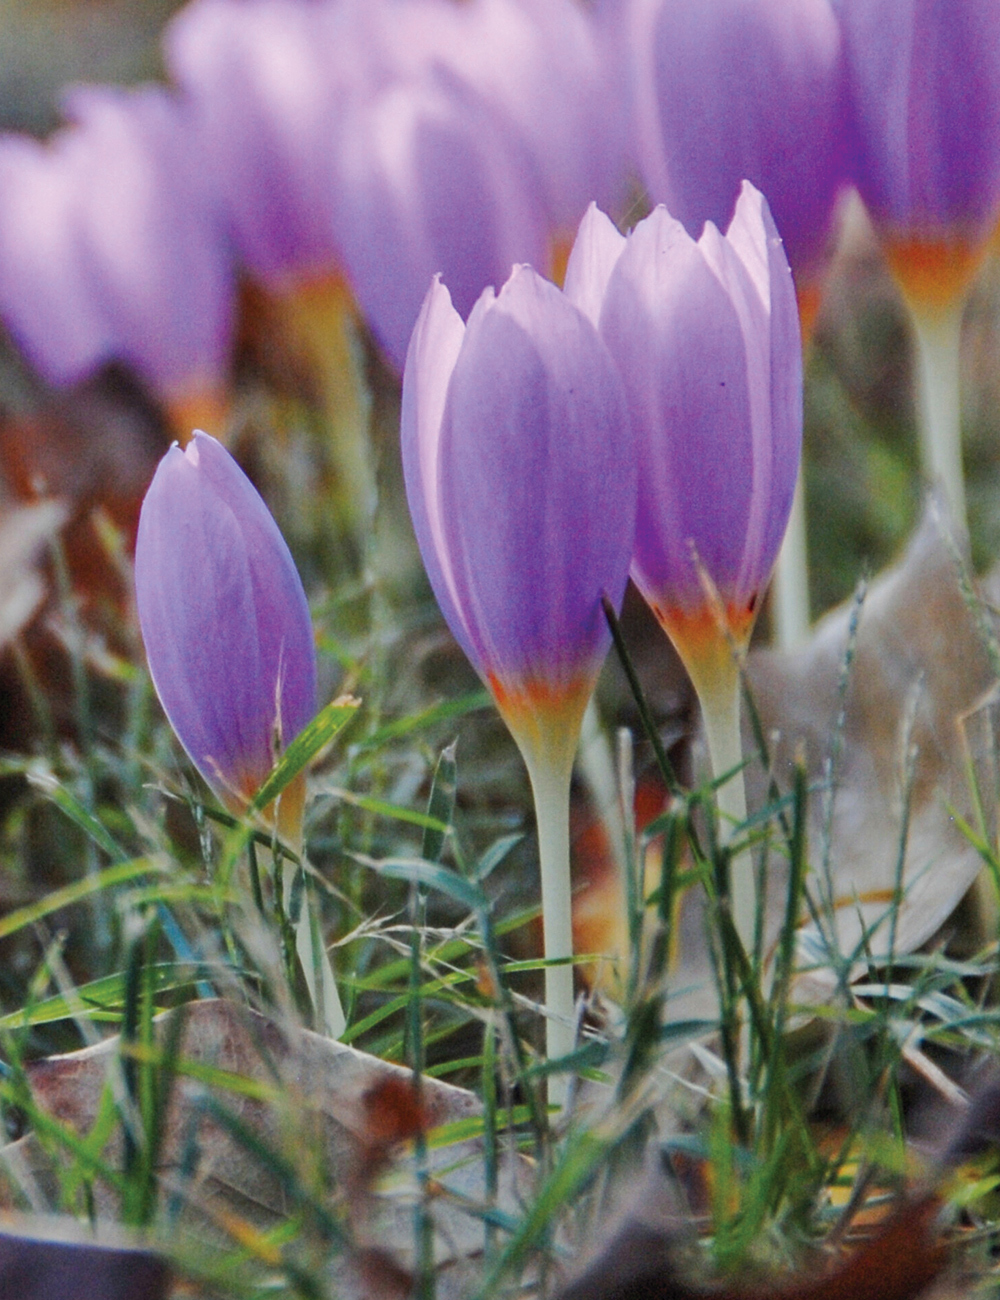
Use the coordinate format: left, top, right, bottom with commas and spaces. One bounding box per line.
698, 664, 753, 954
576, 697, 630, 889
908, 299, 967, 537
525, 755, 576, 1113
771, 471, 811, 650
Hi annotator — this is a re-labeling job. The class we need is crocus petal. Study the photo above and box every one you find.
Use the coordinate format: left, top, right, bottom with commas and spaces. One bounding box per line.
63, 85, 235, 396
135, 431, 316, 805
839, 0, 1000, 238
334, 74, 548, 370
400, 275, 476, 662
630, 0, 849, 275
598, 184, 801, 618
562, 202, 627, 328
435, 265, 635, 693
0, 132, 109, 385
165, 0, 349, 284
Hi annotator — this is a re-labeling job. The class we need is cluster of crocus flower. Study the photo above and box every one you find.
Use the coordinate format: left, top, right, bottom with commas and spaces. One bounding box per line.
0, 0, 995, 554
404, 180, 801, 1098
0, 0, 624, 425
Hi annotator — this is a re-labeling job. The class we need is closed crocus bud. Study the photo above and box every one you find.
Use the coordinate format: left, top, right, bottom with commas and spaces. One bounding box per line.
135, 430, 316, 824
402, 266, 635, 1100
570, 183, 801, 945
628, 0, 849, 297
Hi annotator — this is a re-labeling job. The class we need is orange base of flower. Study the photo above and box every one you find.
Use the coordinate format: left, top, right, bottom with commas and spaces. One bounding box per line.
884, 235, 988, 316
488, 670, 594, 774
796, 280, 823, 349
647, 597, 757, 703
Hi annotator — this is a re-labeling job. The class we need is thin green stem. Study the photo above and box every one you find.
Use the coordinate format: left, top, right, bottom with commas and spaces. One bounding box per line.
908, 298, 967, 537
524, 755, 576, 1113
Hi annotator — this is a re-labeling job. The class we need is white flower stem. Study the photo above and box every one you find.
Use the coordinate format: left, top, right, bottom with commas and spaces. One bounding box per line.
907, 299, 967, 536
576, 697, 629, 888
771, 472, 811, 649
697, 661, 753, 954
524, 753, 576, 1113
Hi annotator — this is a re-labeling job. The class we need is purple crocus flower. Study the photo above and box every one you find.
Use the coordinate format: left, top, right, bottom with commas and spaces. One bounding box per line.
165, 0, 620, 371
333, 72, 549, 371
837, 0, 1000, 541
838, 0, 1000, 252
627, 0, 849, 289
567, 183, 801, 945
402, 267, 635, 744
402, 265, 635, 1095
135, 430, 316, 813
0, 85, 234, 401
165, 0, 350, 287
574, 183, 802, 666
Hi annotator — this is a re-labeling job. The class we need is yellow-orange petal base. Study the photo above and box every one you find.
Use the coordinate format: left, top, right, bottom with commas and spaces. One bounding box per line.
884, 234, 989, 317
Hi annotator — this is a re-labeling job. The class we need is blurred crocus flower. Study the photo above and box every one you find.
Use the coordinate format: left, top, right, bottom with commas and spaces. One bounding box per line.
135, 430, 316, 823
333, 72, 548, 371
0, 86, 234, 431
165, 0, 348, 288
402, 266, 635, 1098
566, 182, 802, 943
837, 0, 1000, 536
627, 0, 849, 304
165, 0, 622, 370
839, 0, 1000, 261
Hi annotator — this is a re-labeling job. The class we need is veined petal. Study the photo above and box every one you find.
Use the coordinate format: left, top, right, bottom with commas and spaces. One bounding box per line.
435, 265, 634, 694
601, 206, 756, 607
400, 276, 475, 662
598, 184, 801, 625
562, 202, 627, 328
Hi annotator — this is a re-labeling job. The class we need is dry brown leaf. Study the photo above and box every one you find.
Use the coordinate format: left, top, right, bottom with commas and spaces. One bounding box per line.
0, 999, 497, 1295
746, 506, 995, 1000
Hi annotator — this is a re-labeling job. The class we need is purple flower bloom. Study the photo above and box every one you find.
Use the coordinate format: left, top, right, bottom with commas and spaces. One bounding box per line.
627, 0, 849, 280
838, 0, 1000, 245
402, 265, 635, 755
165, 0, 349, 286
165, 0, 622, 371
135, 430, 316, 809
387, 0, 628, 232
333, 73, 549, 371
569, 183, 801, 673
0, 85, 234, 398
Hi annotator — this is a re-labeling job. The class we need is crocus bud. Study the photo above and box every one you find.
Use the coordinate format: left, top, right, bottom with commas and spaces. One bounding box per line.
402, 266, 635, 766
571, 183, 801, 690
135, 430, 316, 817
